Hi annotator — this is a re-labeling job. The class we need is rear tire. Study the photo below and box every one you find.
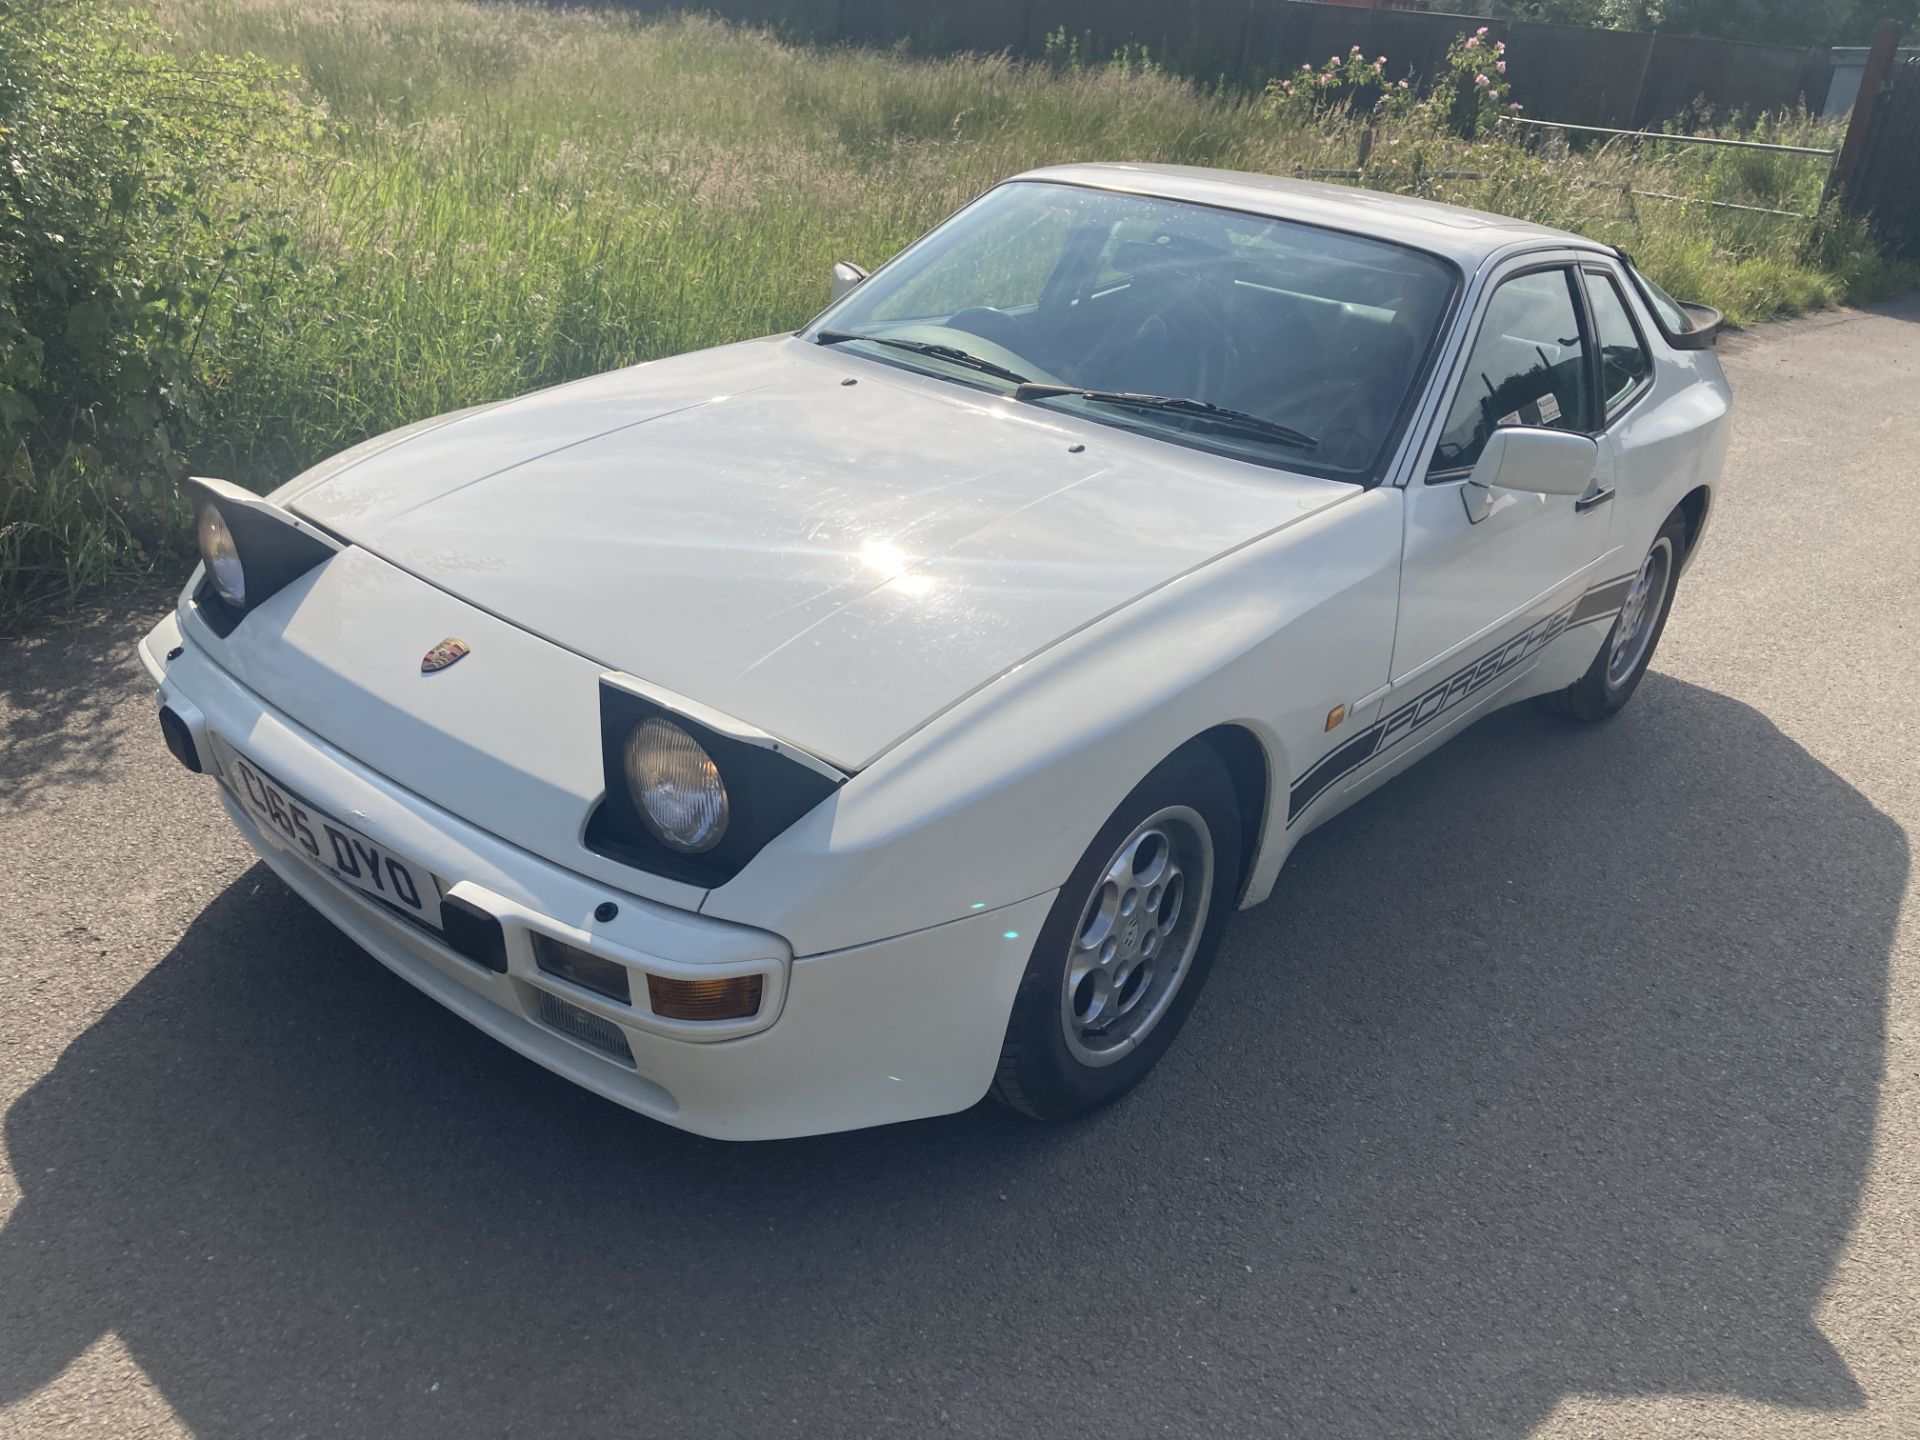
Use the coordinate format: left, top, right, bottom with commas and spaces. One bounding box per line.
990, 743, 1241, 1121
1542, 513, 1686, 723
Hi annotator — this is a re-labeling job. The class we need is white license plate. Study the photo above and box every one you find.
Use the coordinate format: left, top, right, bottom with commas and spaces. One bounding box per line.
218, 744, 445, 930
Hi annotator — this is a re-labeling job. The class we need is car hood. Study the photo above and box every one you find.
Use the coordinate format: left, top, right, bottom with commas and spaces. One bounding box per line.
291, 336, 1353, 769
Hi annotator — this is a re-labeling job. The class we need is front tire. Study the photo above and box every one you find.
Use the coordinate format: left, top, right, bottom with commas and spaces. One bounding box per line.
1543, 513, 1686, 723
990, 743, 1242, 1121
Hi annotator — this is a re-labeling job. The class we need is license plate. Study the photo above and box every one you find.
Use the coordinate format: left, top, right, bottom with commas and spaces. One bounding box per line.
217, 744, 445, 930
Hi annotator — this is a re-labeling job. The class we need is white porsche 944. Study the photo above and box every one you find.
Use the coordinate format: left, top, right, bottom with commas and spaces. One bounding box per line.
141, 164, 1731, 1139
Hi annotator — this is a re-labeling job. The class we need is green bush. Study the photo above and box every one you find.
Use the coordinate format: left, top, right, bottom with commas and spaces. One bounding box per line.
0, 0, 309, 606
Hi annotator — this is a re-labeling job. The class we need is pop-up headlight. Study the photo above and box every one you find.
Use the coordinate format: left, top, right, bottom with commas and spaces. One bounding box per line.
183, 476, 340, 633
586, 676, 844, 887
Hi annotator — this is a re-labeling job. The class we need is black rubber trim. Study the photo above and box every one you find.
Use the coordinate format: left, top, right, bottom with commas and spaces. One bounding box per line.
442, 894, 509, 974
158, 706, 203, 774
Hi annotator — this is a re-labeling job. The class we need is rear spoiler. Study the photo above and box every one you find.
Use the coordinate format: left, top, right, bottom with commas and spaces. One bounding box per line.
1672, 303, 1726, 350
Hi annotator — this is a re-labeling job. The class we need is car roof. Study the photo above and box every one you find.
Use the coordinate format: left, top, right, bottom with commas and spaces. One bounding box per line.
1012, 163, 1600, 269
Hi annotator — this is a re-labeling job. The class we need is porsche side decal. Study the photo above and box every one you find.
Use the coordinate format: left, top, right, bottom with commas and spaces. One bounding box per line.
1569, 573, 1638, 628
1286, 574, 1637, 826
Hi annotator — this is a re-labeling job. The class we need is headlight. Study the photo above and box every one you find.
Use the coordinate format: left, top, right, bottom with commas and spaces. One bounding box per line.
623, 718, 729, 853
183, 477, 340, 634
197, 502, 245, 607
588, 677, 843, 885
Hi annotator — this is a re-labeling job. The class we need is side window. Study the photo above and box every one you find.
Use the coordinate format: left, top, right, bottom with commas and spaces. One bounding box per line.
1583, 270, 1653, 417
1628, 260, 1696, 337
1431, 268, 1591, 475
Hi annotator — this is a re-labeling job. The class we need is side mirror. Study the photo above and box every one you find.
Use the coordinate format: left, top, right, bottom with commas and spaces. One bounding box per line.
1463, 427, 1599, 523
829, 260, 869, 303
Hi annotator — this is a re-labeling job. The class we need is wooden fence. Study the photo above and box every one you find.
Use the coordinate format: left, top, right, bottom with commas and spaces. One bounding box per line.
597, 0, 1836, 128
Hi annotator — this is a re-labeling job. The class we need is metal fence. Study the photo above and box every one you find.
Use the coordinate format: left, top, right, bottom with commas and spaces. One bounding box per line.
1289, 118, 1837, 228
1501, 116, 1839, 223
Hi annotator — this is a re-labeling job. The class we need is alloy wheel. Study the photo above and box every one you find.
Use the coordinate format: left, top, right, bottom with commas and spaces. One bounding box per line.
1059, 805, 1215, 1068
1607, 536, 1675, 688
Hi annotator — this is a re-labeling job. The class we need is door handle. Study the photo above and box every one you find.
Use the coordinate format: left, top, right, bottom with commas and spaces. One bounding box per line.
1575, 486, 1615, 514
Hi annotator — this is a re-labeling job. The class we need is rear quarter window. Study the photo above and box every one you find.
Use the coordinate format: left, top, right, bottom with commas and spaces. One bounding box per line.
1629, 262, 1695, 336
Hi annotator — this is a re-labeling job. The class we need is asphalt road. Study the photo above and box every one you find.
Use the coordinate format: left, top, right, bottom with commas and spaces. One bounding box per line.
3, 296, 1918, 1440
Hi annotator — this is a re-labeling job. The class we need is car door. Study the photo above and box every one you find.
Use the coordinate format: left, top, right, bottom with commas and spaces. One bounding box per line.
1577, 257, 1667, 539
1360, 257, 1621, 787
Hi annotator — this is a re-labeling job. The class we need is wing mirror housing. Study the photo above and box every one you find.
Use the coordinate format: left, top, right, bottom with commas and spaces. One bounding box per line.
829, 260, 868, 303
1463, 427, 1600, 523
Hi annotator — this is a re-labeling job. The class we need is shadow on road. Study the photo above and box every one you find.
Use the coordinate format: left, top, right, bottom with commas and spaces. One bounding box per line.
0, 676, 1903, 1437
1862, 289, 1920, 324
0, 592, 171, 811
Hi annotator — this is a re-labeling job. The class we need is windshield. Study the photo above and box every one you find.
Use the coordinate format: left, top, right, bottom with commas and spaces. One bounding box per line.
809, 180, 1457, 478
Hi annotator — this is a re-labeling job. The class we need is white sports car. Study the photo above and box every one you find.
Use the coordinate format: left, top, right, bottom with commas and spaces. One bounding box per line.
141, 164, 1730, 1140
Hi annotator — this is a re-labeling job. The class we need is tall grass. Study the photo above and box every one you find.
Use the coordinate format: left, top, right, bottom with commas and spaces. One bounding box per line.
3, 0, 1914, 613
151, 1, 1908, 487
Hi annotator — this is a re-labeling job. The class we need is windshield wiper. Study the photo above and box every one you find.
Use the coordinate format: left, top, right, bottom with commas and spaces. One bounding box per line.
814, 330, 1031, 386
1013, 384, 1319, 452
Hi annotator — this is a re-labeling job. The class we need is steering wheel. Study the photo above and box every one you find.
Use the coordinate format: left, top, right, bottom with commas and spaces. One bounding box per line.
1281, 313, 1426, 473
1082, 276, 1237, 398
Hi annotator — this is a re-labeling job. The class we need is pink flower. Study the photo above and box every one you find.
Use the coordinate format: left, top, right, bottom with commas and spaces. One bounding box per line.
1496, 60, 1507, 73
1465, 35, 1480, 48
1476, 25, 1490, 35
1476, 73, 1490, 87
1509, 101, 1524, 111
1351, 44, 1362, 53
1397, 78, 1410, 89
1377, 56, 1388, 66
1495, 41, 1507, 54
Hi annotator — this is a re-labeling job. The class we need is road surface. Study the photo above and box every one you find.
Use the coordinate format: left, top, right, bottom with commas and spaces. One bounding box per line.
2, 295, 1917, 1438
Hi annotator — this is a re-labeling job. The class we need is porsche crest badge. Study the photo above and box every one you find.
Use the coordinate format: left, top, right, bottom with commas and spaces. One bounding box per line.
421, 637, 470, 673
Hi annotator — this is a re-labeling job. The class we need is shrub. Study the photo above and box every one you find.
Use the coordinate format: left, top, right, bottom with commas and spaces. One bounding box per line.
0, 0, 310, 605
1264, 47, 1412, 129
1446, 28, 1520, 137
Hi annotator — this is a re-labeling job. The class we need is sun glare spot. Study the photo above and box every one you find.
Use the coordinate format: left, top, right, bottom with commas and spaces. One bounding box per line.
859, 538, 909, 579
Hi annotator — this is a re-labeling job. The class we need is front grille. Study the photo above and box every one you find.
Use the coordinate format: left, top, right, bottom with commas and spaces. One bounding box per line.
534, 988, 636, 1068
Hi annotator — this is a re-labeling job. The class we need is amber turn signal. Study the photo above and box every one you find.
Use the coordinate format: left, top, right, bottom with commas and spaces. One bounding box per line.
647, 973, 764, 1022
1325, 704, 1347, 732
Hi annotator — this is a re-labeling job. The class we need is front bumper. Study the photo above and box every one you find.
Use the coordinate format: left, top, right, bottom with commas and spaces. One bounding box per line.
142, 612, 1056, 1141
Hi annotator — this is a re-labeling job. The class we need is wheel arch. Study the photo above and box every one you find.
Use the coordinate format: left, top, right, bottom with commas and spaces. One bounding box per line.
1674, 484, 1712, 574
1190, 723, 1272, 906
